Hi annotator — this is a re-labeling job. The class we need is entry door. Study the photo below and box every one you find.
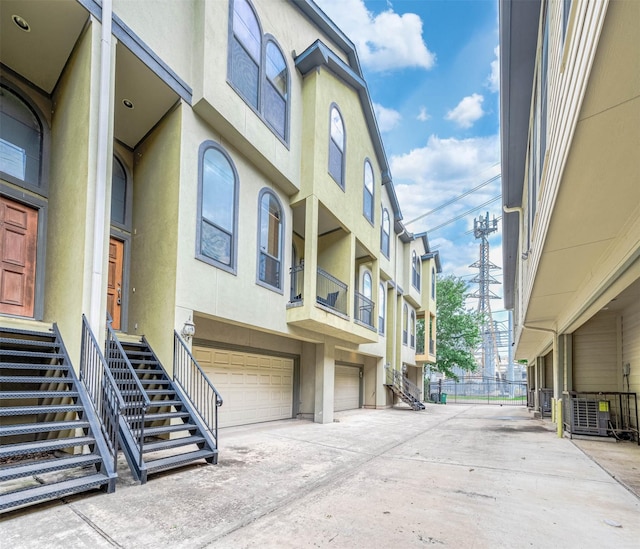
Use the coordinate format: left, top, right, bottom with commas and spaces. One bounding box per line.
107, 237, 124, 330
0, 196, 38, 317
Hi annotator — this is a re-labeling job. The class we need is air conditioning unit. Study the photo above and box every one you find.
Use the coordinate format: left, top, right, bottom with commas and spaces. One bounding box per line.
571, 398, 610, 436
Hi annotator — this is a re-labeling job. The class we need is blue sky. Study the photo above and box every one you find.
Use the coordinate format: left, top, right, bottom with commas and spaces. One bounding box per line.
315, 0, 505, 316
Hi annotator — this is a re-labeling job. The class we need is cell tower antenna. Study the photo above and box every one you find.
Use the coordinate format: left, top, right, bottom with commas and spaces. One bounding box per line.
468, 212, 501, 379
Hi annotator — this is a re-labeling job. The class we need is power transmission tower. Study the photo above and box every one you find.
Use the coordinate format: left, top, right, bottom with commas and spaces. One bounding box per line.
468, 212, 500, 379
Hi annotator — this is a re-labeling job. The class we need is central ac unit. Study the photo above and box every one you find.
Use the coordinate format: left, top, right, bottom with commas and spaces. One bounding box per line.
571, 399, 610, 437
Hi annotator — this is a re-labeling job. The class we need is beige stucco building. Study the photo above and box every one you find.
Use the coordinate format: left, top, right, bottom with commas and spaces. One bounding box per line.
500, 0, 639, 438
1, 0, 441, 507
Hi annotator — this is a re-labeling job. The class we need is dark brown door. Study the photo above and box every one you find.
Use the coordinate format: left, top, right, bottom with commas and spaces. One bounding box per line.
107, 237, 124, 330
0, 196, 38, 317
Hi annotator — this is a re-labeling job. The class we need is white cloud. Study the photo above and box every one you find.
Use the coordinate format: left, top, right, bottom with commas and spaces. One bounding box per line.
314, 0, 435, 72
445, 94, 485, 129
417, 106, 430, 122
373, 102, 401, 132
487, 46, 500, 93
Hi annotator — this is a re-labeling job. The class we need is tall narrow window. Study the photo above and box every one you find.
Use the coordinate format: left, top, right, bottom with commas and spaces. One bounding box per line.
402, 303, 408, 345
363, 160, 374, 222
410, 310, 416, 348
230, 0, 261, 108
0, 85, 43, 191
381, 208, 390, 257
198, 143, 238, 272
264, 41, 287, 139
378, 283, 386, 334
431, 267, 436, 298
329, 105, 345, 187
111, 157, 127, 227
411, 251, 421, 290
258, 189, 283, 290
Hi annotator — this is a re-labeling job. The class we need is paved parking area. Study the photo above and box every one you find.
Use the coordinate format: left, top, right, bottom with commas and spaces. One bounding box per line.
2, 404, 639, 548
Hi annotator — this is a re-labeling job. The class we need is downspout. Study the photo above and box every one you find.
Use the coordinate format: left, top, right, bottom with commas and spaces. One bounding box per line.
89, 0, 113, 333
523, 324, 563, 437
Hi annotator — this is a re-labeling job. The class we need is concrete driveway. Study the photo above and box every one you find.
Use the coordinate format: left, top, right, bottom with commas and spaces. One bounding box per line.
2, 404, 639, 548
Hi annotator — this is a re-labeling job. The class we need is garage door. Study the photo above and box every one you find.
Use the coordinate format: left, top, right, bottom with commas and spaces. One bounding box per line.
334, 365, 361, 412
193, 347, 294, 428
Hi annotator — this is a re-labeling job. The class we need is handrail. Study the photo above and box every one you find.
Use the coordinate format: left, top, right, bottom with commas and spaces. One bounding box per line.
174, 331, 223, 445
354, 290, 375, 328
80, 314, 124, 473
316, 267, 348, 315
105, 322, 149, 467
385, 364, 422, 403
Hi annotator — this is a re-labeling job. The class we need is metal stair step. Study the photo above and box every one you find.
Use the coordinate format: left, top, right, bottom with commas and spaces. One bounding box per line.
0, 390, 79, 400
0, 362, 69, 371
129, 410, 191, 422
0, 404, 84, 417
144, 448, 216, 474
0, 453, 102, 482
142, 435, 205, 454
0, 375, 72, 384
0, 327, 54, 339
0, 420, 90, 437
138, 379, 171, 385
0, 473, 110, 512
0, 350, 64, 359
137, 423, 198, 437
0, 337, 58, 349
122, 400, 183, 411
0, 436, 96, 459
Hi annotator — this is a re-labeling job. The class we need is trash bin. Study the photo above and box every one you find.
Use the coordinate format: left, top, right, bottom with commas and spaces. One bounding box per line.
440, 393, 447, 404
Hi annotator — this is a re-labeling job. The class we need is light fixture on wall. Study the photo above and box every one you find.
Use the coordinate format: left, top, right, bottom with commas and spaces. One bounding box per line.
181, 316, 196, 341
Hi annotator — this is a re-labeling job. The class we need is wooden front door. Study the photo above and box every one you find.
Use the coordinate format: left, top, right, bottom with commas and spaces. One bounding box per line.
0, 196, 38, 317
107, 237, 124, 330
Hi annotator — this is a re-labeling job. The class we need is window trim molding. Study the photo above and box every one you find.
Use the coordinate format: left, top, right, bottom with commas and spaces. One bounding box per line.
110, 154, 133, 232
380, 207, 390, 258
196, 140, 239, 275
0, 79, 51, 198
328, 103, 346, 190
363, 158, 374, 225
262, 34, 290, 143
255, 187, 285, 294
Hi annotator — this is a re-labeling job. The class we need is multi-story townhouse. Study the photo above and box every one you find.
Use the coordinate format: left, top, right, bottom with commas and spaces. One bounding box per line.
500, 0, 639, 437
0, 0, 441, 510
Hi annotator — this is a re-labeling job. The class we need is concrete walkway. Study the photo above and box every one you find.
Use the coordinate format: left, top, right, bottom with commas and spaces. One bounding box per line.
2, 405, 639, 548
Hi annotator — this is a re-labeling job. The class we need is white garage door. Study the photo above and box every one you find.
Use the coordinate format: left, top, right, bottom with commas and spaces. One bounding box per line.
194, 346, 294, 428
334, 365, 361, 412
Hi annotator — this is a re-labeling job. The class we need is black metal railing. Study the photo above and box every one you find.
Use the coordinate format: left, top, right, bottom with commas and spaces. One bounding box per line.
438, 378, 528, 406
174, 332, 223, 447
289, 263, 304, 302
80, 315, 123, 474
316, 267, 348, 315
105, 323, 149, 467
354, 291, 374, 328
385, 365, 422, 404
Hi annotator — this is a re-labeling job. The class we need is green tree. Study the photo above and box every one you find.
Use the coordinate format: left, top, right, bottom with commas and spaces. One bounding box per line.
434, 275, 482, 380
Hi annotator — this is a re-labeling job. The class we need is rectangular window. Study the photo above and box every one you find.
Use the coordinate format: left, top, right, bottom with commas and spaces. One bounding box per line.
230, 39, 259, 108
329, 140, 343, 186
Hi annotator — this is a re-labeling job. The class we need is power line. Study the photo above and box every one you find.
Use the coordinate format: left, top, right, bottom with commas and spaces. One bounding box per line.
425, 195, 501, 233
405, 171, 501, 226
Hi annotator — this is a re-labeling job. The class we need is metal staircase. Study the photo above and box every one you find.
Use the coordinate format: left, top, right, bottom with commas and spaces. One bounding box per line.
106, 327, 221, 483
384, 366, 426, 411
0, 325, 117, 513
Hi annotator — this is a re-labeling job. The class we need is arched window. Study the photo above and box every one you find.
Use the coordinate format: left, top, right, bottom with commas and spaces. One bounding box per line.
229, 1, 290, 141
412, 251, 421, 290
110, 156, 128, 227
431, 266, 436, 298
410, 309, 416, 348
264, 40, 288, 139
230, 0, 261, 108
258, 189, 283, 290
378, 283, 386, 335
197, 142, 238, 272
402, 303, 408, 345
0, 84, 46, 193
329, 105, 345, 188
360, 270, 373, 326
381, 208, 390, 257
363, 160, 374, 222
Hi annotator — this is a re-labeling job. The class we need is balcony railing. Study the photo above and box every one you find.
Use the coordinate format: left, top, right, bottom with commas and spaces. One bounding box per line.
316, 267, 348, 315
416, 336, 424, 355
354, 291, 374, 328
289, 263, 304, 302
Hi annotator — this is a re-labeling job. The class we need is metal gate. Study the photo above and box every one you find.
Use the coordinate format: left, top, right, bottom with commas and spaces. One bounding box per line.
428, 378, 527, 406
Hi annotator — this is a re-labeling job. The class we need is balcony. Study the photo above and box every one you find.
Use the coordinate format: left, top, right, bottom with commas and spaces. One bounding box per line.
287, 265, 377, 344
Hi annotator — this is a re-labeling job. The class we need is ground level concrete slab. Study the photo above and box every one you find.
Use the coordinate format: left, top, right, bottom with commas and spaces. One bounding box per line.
2, 405, 639, 548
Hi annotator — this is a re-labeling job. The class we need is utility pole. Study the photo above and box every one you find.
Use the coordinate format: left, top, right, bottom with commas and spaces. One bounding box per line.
468, 212, 500, 380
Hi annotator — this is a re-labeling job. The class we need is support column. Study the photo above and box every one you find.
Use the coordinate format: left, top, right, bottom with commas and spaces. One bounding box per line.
376, 357, 387, 408
314, 342, 335, 424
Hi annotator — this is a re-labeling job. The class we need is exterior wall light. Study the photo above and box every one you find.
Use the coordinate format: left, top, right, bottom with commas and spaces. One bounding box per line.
181, 316, 196, 341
